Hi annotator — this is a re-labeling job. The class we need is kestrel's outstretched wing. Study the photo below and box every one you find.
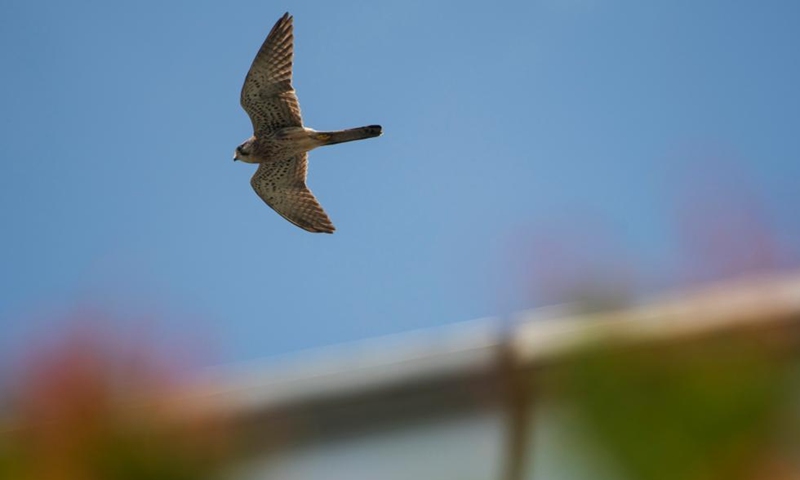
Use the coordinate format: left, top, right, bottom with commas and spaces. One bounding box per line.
250, 153, 335, 233
241, 12, 303, 136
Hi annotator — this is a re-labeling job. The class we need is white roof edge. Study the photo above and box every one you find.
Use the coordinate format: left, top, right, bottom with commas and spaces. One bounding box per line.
194, 272, 800, 414
512, 271, 800, 363
196, 317, 503, 413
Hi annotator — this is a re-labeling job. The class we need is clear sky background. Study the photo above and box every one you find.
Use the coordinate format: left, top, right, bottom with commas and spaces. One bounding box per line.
1, 1, 799, 364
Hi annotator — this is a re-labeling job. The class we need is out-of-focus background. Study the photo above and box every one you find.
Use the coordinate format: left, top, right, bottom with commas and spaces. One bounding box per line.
1, 1, 799, 479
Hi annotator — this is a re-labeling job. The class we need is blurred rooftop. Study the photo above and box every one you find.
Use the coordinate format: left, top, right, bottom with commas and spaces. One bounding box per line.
194, 270, 800, 433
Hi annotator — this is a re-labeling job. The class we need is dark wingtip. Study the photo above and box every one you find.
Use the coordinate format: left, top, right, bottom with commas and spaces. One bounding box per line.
367, 125, 383, 136
267, 12, 293, 39
278, 12, 292, 26
309, 222, 335, 234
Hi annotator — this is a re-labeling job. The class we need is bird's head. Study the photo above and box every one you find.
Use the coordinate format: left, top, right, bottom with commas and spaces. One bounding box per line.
233, 138, 256, 163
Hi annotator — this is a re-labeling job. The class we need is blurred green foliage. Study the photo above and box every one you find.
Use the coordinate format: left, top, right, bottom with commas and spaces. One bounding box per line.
547, 329, 800, 480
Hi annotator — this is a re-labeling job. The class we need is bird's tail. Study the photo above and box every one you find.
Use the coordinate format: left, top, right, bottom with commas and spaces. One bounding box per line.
314, 125, 383, 146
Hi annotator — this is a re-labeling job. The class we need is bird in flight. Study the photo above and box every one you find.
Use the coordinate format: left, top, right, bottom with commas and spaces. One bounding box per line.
234, 12, 382, 234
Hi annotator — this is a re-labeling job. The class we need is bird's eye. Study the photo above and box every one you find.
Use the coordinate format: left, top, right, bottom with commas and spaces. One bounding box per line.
236, 145, 244, 154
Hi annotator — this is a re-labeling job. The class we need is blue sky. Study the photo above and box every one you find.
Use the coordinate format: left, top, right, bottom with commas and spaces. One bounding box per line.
1, 1, 799, 363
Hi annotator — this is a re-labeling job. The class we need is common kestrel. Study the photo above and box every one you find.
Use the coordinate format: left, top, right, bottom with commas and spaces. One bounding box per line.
234, 12, 382, 234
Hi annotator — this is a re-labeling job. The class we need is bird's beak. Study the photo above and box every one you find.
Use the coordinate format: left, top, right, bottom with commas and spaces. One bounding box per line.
233, 155, 238, 162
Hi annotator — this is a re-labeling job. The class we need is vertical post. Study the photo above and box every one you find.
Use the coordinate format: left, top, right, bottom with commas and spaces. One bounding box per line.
499, 340, 533, 480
